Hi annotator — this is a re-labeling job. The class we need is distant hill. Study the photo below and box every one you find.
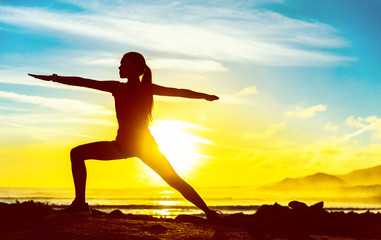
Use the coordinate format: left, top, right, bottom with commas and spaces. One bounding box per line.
337, 165, 381, 186
280, 172, 348, 187
259, 165, 381, 201
262, 172, 348, 191
263, 164, 381, 191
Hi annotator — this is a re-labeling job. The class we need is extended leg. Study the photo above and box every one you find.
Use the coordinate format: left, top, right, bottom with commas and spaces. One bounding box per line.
138, 150, 212, 215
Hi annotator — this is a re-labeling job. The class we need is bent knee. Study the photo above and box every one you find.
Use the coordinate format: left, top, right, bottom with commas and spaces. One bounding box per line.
70, 146, 85, 162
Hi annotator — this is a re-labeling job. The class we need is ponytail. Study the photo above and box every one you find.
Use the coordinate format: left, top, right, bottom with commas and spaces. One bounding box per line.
142, 65, 153, 123
142, 65, 152, 84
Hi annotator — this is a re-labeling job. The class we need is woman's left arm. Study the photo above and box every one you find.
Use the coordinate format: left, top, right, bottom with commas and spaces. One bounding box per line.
152, 84, 219, 101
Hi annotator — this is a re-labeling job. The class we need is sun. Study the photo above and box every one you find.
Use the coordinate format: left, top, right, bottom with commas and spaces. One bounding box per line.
149, 120, 211, 175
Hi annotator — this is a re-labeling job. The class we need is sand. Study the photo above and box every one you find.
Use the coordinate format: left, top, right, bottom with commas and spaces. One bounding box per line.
0, 212, 370, 240
1, 201, 380, 240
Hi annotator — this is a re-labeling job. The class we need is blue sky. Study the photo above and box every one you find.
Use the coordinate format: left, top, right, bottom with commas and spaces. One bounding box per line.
1, 0, 381, 188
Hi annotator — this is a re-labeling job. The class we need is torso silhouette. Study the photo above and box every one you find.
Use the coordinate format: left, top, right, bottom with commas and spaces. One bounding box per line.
109, 81, 154, 149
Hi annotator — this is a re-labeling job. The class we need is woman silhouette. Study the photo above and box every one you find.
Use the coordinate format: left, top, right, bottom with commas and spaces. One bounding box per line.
29, 52, 219, 218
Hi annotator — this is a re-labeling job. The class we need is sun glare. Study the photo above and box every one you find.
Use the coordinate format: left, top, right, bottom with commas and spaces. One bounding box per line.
149, 120, 211, 175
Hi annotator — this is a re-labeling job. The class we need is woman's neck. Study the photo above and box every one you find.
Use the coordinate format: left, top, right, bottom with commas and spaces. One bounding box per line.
126, 76, 140, 85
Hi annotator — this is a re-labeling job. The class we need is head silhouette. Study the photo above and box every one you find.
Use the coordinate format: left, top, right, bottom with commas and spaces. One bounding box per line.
119, 52, 147, 79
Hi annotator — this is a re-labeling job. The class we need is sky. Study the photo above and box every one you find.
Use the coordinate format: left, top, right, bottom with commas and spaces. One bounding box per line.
1, 0, 381, 190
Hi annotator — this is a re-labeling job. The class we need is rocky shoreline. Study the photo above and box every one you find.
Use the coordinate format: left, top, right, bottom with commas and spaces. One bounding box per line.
0, 200, 380, 239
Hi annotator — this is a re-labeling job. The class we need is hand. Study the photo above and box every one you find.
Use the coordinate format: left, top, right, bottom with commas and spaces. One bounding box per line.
28, 73, 52, 81
205, 94, 219, 101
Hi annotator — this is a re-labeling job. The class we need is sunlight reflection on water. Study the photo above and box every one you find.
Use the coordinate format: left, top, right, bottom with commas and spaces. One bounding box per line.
1, 187, 381, 219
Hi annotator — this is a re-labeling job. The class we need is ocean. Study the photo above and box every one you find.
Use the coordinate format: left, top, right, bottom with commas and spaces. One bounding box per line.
1, 187, 380, 218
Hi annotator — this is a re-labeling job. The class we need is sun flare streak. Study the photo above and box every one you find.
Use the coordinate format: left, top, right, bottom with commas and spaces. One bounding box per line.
149, 120, 212, 175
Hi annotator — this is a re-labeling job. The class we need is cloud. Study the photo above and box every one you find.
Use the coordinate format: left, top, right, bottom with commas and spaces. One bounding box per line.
345, 116, 378, 128
0, 67, 109, 93
343, 116, 381, 142
0, 1, 354, 67
286, 104, 327, 118
324, 122, 339, 131
149, 58, 228, 72
1, 115, 115, 128
245, 121, 286, 139
300, 142, 379, 175
217, 94, 252, 105
238, 86, 258, 96
228, 132, 381, 185
0, 90, 113, 116
0, 120, 101, 140
75, 53, 120, 68
0, 69, 58, 88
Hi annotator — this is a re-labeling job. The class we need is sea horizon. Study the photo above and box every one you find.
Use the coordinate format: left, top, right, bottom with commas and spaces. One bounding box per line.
1, 186, 381, 218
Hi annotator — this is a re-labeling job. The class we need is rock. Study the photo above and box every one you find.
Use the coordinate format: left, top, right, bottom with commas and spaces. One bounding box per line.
90, 209, 107, 216
289, 200, 308, 210
246, 201, 381, 238
255, 202, 290, 218
108, 209, 124, 218
309, 201, 324, 211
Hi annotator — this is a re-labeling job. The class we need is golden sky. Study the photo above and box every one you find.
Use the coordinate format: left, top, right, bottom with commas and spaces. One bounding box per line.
1, 0, 381, 191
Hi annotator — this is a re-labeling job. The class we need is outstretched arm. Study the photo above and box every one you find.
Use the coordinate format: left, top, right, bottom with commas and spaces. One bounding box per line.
28, 73, 116, 92
152, 84, 219, 101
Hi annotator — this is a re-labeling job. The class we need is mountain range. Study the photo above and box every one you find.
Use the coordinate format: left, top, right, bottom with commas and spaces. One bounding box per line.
260, 164, 381, 201
338, 164, 381, 186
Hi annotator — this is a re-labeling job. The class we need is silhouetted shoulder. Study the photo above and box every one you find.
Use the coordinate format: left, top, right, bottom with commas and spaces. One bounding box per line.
110, 82, 154, 96
97, 80, 122, 93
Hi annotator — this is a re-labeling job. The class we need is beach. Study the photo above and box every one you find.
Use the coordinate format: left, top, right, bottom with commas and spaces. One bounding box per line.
0, 211, 250, 240
1, 200, 381, 240
0, 213, 369, 240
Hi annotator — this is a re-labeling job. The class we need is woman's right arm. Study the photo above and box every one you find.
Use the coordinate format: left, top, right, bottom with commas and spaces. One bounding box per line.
28, 73, 116, 92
